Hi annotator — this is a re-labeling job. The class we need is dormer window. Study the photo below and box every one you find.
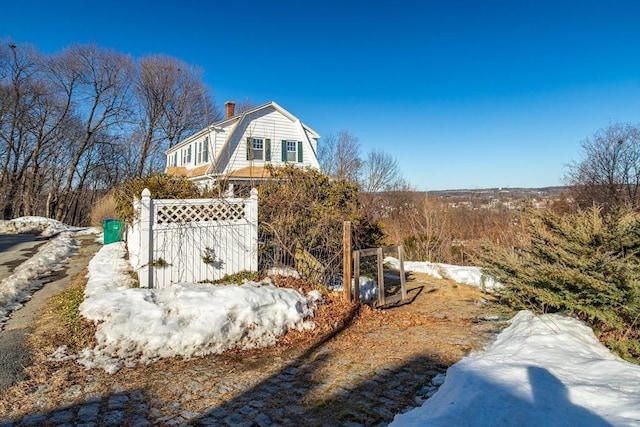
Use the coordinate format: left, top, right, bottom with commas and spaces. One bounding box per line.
252, 138, 264, 160
246, 137, 271, 161
282, 140, 302, 163
286, 140, 297, 162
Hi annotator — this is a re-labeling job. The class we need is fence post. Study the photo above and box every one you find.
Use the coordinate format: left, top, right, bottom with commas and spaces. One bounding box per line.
248, 188, 259, 271
353, 250, 360, 303
139, 188, 152, 288
399, 245, 407, 300
377, 247, 386, 306
343, 221, 352, 301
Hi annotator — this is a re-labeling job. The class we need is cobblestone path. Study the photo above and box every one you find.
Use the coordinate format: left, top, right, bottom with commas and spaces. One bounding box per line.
0, 275, 508, 426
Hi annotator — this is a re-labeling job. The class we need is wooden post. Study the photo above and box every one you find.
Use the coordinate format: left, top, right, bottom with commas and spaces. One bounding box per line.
343, 221, 352, 301
353, 250, 360, 303
377, 247, 385, 306
399, 245, 407, 300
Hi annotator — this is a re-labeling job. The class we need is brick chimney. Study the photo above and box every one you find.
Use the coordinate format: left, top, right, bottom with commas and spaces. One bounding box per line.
225, 101, 235, 118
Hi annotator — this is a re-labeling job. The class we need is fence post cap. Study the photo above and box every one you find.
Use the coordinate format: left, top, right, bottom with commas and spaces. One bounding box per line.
250, 188, 258, 197
142, 188, 151, 198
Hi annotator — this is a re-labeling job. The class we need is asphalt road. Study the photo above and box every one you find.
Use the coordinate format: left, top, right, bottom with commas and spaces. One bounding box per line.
0, 329, 31, 393
0, 234, 46, 393
0, 234, 100, 394
0, 234, 47, 282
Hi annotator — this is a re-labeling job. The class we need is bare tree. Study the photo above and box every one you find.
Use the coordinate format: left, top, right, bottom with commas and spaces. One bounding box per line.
0, 41, 43, 218
565, 123, 640, 211
159, 60, 218, 149
318, 130, 362, 182
234, 97, 257, 114
0, 40, 223, 225
20, 78, 75, 216
360, 149, 406, 193
48, 44, 133, 222
133, 55, 218, 176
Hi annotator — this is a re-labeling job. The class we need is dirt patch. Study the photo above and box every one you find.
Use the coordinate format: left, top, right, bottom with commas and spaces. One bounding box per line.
0, 268, 513, 425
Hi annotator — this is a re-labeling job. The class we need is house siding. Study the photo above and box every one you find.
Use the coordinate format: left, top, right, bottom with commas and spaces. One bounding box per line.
165, 102, 320, 181
219, 106, 316, 175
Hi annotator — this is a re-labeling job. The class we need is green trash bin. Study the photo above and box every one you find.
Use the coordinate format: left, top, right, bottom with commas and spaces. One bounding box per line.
103, 218, 124, 244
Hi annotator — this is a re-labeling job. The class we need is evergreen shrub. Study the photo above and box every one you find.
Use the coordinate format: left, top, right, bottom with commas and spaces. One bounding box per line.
478, 206, 640, 362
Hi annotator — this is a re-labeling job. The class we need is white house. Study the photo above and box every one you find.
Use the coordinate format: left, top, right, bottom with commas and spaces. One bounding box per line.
165, 101, 320, 189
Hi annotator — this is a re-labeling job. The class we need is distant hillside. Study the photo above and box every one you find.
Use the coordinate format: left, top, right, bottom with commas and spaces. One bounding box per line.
416, 186, 570, 210
427, 186, 568, 200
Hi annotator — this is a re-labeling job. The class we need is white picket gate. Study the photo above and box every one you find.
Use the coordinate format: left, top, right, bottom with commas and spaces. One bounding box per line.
127, 188, 258, 289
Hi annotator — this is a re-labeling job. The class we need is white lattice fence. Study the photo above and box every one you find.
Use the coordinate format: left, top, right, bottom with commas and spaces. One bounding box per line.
128, 188, 258, 289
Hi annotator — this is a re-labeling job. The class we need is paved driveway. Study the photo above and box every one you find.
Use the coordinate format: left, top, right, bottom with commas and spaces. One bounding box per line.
0, 234, 46, 282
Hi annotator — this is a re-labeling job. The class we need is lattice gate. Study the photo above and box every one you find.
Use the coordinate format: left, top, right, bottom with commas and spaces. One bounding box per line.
128, 188, 258, 289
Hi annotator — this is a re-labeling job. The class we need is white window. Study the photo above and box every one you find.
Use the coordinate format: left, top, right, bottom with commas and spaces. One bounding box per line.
286, 140, 297, 162
197, 141, 202, 164
203, 137, 209, 162
252, 138, 264, 161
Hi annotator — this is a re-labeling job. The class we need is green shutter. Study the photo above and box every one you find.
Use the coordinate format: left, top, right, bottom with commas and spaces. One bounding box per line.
281, 140, 287, 162
298, 141, 303, 163
265, 139, 271, 162
246, 137, 252, 161
203, 138, 209, 162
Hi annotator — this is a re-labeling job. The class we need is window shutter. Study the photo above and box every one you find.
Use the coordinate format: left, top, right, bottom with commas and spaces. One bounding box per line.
203, 137, 209, 162
187, 145, 192, 163
281, 140, 287, 162
298, 141, 303, 163
246, 137, 252, 161
265, 139, 271, 162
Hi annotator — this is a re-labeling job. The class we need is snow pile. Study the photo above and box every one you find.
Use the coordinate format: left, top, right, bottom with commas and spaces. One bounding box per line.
355, 276, 379, 302
0, 232, 78, 329
385, 257, 443, 278
385, 257, 502, 291
69, 242, 323, 373
391, 311, 640, 426
0, 216, 96, 237
83, 241, 135, 297
327, 276, 380, 303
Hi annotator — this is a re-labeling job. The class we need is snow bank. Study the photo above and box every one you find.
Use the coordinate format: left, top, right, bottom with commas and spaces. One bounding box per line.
0, 232, 78, 329
384, 257, 502, 290
69, 242, 323, 373
83, 241, 135, 297
0, 216, 96, 237
391, 311, 640, 426
327, 276, 380, 303
325, 257, 501, 302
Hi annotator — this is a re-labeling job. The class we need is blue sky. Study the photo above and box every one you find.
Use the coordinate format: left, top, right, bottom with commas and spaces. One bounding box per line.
3, 0, 639, 190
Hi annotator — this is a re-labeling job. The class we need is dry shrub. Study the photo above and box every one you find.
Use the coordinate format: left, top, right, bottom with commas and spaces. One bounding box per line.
380, 193, 526, 264
89, 193, 118, 227
114, 172, 203, 223
259, 165, 383, 284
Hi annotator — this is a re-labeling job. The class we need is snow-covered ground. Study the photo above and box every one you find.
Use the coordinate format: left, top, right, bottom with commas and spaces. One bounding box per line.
384, 256, 502, 291
54, 241, 323, 374
2, 217, 640, 425
391, 310, 640, 426
0, 217, 97, 330
387, 263, 640, 426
